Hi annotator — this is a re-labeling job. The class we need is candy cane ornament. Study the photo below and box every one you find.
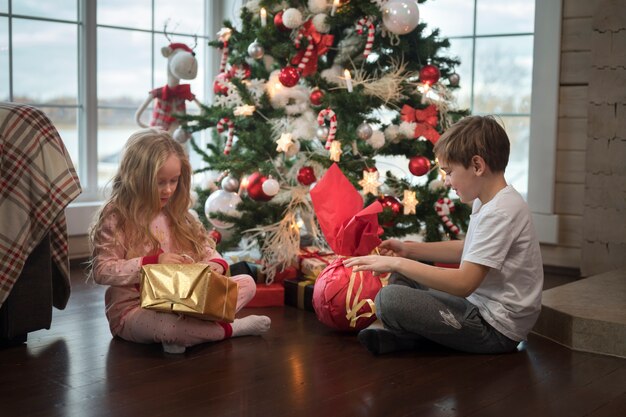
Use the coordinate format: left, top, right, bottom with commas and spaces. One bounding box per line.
294, 32, 315, 73
317, 108, 337, 150
217, 117, 235, 155
219, 41, 229, 73
356, 17, 375, 58
435, 198, 460, 235
217, 28, 232, 74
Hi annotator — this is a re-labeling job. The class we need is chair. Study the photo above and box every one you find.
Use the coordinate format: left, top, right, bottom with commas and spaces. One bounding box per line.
0, 102, 82, 346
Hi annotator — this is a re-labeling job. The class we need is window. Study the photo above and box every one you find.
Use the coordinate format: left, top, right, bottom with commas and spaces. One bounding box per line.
421, 0, 536, 196
1, 0, 211, 201
96, 0, 207, 189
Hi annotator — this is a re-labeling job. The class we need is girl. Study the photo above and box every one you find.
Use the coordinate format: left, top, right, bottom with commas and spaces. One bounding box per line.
89, 128, 270, 354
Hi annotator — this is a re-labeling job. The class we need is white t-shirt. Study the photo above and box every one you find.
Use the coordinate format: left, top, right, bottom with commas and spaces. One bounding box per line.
461, 185, 543, 341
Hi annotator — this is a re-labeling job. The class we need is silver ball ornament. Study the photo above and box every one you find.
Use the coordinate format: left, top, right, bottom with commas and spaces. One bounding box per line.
247, 41, 265, 60
220, 175, 240, 192
204, 190, 242, 229
448, 72, 460, 87
316, 125, 329, 141
382, 0, 420, 35
356, 122, 374, 140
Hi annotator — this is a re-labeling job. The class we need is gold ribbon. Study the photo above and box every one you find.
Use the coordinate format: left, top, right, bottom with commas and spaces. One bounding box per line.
345, 270, 376, 328
297, 280, 314, 309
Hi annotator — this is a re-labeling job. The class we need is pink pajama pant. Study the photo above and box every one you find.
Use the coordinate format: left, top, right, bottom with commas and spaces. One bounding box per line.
116, 274, 256, 347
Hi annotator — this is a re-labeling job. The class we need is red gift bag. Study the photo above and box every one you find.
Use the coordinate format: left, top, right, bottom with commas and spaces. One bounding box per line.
310, 164, 385, 331
313, 258, 382, 331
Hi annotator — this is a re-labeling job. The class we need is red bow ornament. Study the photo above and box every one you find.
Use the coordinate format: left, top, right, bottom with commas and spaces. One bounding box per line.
291, 20, 335, 77
400, 104, 440, 144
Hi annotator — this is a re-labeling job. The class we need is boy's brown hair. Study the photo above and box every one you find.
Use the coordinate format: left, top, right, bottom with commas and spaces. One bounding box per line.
433, 115, 510, 173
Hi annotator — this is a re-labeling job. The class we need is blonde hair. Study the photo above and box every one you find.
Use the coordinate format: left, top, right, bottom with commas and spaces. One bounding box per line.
89, 128, 212, 262
433, 115, 510, 173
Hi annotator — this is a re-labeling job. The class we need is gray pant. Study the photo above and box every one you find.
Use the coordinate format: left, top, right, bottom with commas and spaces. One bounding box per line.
375, 274, 519, 354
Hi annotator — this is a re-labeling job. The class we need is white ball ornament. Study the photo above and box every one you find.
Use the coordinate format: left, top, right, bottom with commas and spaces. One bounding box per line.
308, 0, 328, 14
261, 178, 280, 197
204, 190, 242, 229
399, 121, 417, 138
367, 131, 386, 149
384, 125, 401, 143
312, 13, 331, 33
382, 0, 420, 35
283, 8, 304, 29
428, 179, 446, 191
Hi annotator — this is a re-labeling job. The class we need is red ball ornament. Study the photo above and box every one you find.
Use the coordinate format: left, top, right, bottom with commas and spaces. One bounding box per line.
274, 10, 290, 31
279, 66, 301, 87
229, 63, 251, 79
209, 229, 222, 244
297, 166, 316, 185
364, 166, 378, 174
213, 72, 230, 95
408, 156, 431, 176
309, 88, 324, 106
246, 172, 273, 201
419, 64, 441, 86
378, 195, 403, 227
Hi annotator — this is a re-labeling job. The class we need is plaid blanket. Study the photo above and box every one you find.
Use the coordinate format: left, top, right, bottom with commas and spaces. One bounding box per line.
0, 103, 82, 309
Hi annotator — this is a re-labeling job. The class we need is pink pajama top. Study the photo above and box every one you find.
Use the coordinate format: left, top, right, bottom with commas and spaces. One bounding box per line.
92, 210, 228, 335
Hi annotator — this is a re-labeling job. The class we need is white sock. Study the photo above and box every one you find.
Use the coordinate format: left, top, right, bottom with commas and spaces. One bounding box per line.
231, 315, 271, 337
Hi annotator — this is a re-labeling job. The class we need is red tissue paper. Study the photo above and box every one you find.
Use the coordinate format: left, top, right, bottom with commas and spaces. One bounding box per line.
310, 163, 385, 331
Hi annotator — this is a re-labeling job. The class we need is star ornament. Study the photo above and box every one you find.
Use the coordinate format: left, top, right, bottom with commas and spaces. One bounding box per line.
217, 27, 232, 42
233, 104, 256, 116
276, 132, 294, 153
329, 140, 342, 162
359, 170, 382, 196
402, 190, 418, 215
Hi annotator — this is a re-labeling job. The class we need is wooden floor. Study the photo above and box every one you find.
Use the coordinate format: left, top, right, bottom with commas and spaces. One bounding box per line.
1, 264, 625, 417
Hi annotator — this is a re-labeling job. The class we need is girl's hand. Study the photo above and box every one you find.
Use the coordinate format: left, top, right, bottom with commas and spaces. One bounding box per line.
378, 239, 407, 257
158, 252, 194, 264
342, 255, 397, 275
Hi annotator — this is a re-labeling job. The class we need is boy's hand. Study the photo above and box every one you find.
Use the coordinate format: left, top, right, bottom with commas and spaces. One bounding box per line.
378, 239, 407, 257
158, 252, 194, 264
342, 255, 398, 275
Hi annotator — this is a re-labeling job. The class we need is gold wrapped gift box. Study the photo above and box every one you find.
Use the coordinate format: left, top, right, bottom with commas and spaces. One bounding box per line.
299, 246, 337, 281
141, 264, 238, 322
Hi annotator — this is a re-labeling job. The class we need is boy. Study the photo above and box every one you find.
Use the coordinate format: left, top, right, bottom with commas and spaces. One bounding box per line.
343, 115, 543, 355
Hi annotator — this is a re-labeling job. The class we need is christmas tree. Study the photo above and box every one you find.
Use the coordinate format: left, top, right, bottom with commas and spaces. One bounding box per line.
180, 0, 471, 280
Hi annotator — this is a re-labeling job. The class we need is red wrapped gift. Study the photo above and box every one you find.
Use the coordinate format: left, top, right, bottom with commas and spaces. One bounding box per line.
246, 283, 284, 307
310, 163, 385, 331
274, 265, 298, 283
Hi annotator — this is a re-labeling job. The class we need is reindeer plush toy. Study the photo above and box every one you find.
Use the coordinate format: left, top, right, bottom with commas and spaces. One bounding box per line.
135, 39, 201, 143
